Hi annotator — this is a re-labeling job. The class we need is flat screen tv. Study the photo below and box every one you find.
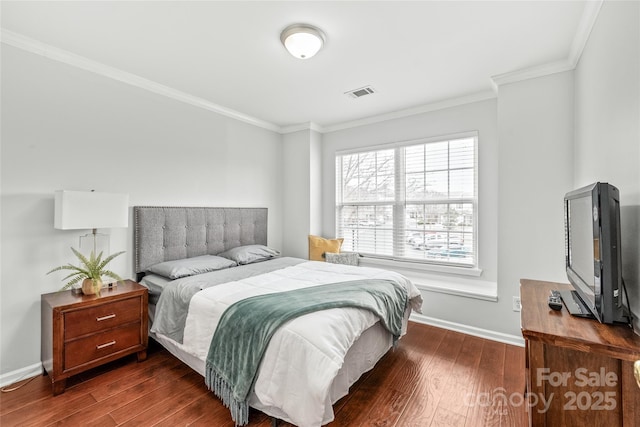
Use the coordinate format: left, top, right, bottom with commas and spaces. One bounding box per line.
563, 182, 628, 324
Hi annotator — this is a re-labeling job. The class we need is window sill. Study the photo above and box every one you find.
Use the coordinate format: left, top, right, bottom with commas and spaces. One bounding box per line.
359, 256, 482, 277
359, 257, 497, 301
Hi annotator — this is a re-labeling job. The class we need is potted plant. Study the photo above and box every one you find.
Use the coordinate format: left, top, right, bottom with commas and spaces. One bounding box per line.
47, 247, 125, 296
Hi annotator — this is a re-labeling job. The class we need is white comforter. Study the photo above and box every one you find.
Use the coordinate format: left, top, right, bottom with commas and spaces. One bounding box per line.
182, 261, 422, 427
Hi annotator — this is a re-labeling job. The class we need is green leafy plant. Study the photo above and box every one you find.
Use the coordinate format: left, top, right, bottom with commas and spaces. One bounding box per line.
47, 247, 125, 291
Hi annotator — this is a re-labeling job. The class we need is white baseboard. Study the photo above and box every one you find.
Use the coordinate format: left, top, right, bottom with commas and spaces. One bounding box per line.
410, 313, 525, 347
1, 316, 524, 388
0, 362, 42, 389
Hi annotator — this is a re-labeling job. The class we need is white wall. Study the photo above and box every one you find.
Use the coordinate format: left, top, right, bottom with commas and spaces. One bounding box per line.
281, 129, 322, 259
574, 0, 640, 329
310, 129, 323, 236
0, 46, 284, 379
282, 131, 310, 258
497, 71, 575, 318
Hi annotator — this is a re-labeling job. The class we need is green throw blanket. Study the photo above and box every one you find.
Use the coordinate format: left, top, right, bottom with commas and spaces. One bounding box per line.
205, 279, 409, 425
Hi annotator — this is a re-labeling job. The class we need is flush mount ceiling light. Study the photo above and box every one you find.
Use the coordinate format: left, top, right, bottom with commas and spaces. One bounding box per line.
280, 24, 326, 59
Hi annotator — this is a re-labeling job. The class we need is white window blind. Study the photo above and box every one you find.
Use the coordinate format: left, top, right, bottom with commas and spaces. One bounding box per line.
336, 133, 478, 267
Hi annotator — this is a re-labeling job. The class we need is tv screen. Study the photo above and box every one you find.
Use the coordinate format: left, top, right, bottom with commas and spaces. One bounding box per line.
567, 195, 597, 299
564, 182, 627, 324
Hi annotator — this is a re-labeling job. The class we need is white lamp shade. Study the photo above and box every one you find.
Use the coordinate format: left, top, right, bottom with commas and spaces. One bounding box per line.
280, 24, 325, 59
54, 190, 129, 230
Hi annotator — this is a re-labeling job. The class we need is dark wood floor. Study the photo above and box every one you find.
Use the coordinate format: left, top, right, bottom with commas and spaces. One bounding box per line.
1, 322, 526, 426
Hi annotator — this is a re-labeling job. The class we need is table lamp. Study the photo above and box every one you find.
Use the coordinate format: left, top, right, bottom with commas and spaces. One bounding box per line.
54, 190, 129, 256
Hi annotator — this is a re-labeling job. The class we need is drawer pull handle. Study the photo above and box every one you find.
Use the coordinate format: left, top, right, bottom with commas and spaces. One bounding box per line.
96, 340, 116, 350
96, 314, 116, 322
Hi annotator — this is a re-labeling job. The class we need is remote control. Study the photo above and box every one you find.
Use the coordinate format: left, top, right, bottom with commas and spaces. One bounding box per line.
548, 290, 563, 311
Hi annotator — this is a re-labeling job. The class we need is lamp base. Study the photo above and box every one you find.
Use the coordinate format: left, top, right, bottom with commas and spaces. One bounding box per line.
79, 232, 110, 258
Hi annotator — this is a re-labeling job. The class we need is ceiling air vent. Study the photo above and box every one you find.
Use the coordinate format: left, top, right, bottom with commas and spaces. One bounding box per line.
345, 86, 376, 99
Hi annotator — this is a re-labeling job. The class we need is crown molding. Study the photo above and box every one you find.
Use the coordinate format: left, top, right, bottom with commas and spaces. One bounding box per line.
491, 0, 603, 90
321, 91, 497, 134
3, 0, 603, 136
280, 121, 324, 134
491, 58, 575, 88
0, 29, 281, 133
568, 0, 603, 67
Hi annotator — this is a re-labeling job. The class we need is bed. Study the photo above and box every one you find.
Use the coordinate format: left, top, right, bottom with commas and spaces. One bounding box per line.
134, 206, 422, 427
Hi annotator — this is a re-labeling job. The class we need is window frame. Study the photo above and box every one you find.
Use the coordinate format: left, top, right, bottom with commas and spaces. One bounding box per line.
335, 131, 479, 270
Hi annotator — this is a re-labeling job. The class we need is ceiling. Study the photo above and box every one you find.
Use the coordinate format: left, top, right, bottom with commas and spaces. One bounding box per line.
1, 1, 591, 132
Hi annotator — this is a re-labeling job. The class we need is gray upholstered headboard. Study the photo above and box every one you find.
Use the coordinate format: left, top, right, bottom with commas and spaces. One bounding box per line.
134, 206, 268, 277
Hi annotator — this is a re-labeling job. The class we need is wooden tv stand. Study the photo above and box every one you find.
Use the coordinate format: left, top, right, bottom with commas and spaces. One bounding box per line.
520, 279, 640, 426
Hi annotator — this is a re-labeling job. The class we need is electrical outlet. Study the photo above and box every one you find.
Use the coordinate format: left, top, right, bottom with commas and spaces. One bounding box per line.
513, 296, 522, 312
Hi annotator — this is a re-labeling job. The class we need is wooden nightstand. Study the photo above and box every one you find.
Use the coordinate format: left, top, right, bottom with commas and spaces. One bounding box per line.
41, 280, 148, 395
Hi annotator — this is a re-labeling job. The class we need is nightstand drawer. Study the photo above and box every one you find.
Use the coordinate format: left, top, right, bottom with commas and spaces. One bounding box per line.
64, 323, 142, 370
64, 297, 141, 339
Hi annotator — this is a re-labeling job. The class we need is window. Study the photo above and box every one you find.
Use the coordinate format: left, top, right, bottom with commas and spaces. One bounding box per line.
335, 132, 477, 268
